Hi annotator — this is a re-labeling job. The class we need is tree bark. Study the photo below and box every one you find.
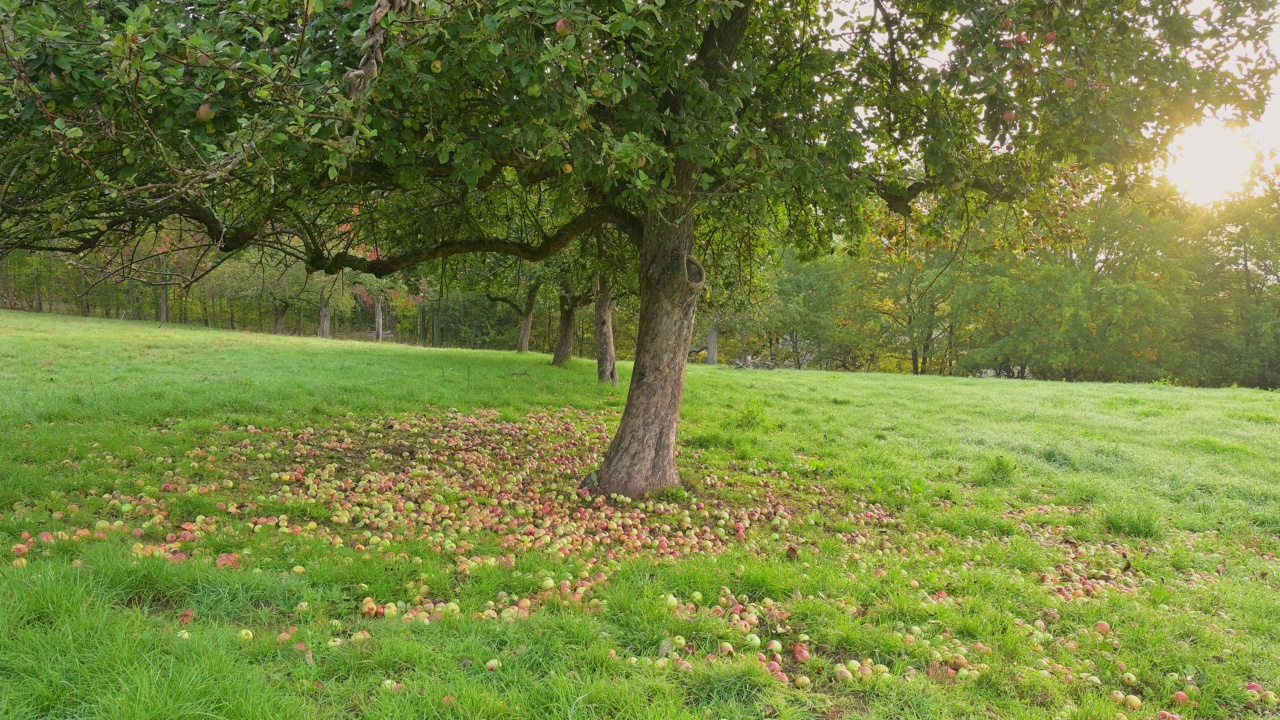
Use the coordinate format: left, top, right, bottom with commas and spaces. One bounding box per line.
159, 284, 169, 323
517, 282, 540, 352
78, 271, 91, 316
551, 290, 577, 366
706, 317, 718, 365
594, 274, 618, 385
374, 296, 384, 342
597, 200, 703, 497
273, 303, 290, 334
518, 311, 534, 353
319, 303, 332, 338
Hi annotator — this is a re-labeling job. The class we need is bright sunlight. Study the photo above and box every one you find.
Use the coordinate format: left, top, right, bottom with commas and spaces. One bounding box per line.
1163, 27, 1280, 205
1164, 121, 1265, 205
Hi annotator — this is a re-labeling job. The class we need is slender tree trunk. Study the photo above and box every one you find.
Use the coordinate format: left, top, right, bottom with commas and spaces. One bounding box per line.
416, 303, 427, 344
597, 200, 704, 497
594, 274, 618, 385
78, 271, 91, 316
319, 303, 332, 338
552, 291, 577, 366
229, 302, 236, 330
159, 284, 169, 323
706, 317, 718, 365
374, 296, 384, 342
911, 348, 920, 375
516, 282, 540, 352
33, 267, 42, 312
518, 311, 534, 353
273, 303, 290, 334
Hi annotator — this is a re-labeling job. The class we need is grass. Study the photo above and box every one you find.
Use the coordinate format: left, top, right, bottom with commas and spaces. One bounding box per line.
2, 309, 1280, 719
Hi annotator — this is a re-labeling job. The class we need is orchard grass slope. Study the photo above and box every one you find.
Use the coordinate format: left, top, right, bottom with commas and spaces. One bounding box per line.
2, 310, 1280, 720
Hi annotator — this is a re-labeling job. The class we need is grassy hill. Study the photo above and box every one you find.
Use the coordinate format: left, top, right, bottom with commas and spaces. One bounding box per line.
2, 310, 1279, 720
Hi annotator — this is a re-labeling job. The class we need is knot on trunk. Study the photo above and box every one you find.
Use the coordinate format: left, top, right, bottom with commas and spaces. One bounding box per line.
684, 255, 706, 289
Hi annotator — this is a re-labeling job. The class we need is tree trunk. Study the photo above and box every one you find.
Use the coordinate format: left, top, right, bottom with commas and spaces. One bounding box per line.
551, 291, 576, 366
518, 311, 534, 353
159, 284, 169, 323
78, 271, 91, 316
597, 201, 703, 497
594, 274, 618, 385
33, 267, 42, 312
319, 303, 332, 337
374, 296, 384, 342
416, 303, 427, 344
229, 302, 236, 330
516, 282, 540, 352
273, 303, 290, 334
706, 317, 718, 365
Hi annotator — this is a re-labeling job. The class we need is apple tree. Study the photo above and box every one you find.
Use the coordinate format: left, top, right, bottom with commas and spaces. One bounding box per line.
1, 0, 1275, 495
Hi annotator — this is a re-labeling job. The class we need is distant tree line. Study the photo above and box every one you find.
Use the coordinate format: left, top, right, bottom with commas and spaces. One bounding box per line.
4, 172, 1277, 389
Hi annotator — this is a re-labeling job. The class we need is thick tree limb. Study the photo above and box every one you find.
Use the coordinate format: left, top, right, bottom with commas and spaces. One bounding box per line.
316, 204, 642, 276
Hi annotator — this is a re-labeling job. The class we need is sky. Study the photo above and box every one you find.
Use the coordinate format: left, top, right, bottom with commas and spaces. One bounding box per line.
1162, 24, 1280, 205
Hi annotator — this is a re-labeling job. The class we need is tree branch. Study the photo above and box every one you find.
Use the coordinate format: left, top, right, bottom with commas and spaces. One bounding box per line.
317, 205, 642, 277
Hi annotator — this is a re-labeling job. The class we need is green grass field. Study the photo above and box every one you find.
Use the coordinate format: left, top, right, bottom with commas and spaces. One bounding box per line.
2, 309, 1279, 720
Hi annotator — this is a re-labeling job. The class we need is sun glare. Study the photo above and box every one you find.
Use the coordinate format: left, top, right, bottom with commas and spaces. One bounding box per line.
1163, 26, 1280, 206
1163, 121, 1259, 205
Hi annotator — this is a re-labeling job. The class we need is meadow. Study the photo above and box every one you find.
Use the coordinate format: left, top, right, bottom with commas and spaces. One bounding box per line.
2, 309, 1279, 720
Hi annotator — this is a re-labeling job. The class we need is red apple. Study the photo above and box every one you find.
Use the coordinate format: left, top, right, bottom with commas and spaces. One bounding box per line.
556, 18, 571, 35
196, 103, 215, 122
1002, 109, 1018, 122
